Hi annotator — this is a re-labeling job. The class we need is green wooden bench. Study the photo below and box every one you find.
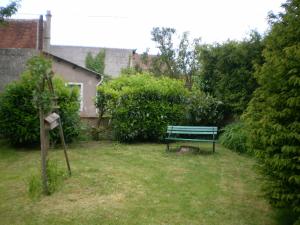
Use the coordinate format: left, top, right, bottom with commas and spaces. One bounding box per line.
165, 125, 218, 153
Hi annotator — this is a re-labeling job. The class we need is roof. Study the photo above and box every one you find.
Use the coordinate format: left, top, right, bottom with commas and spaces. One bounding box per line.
50, 44, 134, 52
43, 51, 103, 80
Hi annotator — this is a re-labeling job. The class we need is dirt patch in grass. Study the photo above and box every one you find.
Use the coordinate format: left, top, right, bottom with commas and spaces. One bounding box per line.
175, 145, 214, 155
35, 191, 126, 216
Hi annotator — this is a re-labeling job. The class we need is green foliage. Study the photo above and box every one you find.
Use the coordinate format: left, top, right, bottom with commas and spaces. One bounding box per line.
28, 160, 66, 198
0, 1, 19, 24
150, 27, 178, 77
219, 122, 249, 153
144, 27, 199, 86
120, 67, 140, 76
0, 72, 39, 145
243, 0, 300, 216
51, 78, 81, 143
97, 73, 188, 142
28, 173, 41, 199
46, 160, 66, 194
0, 57, 80, 145
186, 87, 224, 126
197, 31, 264, 115
95, 87, 110, 125
27, 55, 54, 113
85, 50, 106, 75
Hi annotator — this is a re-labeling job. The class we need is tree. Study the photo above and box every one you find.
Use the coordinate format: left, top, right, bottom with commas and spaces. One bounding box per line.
85, 50, 106, 75
243, 0, 300, 218
146, 27, 199, 87
197, 31, 264, 116
0, 1, 19, 25
150, 27, 178, 77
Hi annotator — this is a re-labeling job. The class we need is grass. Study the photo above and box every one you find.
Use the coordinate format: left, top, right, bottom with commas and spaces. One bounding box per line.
0, 140, 282, 225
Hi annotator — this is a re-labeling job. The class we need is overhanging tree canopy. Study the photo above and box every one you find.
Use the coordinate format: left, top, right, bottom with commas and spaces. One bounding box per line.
0, 1, 19, 24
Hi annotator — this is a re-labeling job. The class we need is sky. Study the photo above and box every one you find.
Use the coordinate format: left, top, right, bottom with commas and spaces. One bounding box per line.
5, 0, 286, 53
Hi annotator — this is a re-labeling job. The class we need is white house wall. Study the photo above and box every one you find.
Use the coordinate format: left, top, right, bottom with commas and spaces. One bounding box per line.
52, 59, 100, 118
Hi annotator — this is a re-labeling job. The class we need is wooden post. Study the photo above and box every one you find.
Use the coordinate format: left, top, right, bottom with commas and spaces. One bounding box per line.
58, 118, 71, 176
39, 107, 49, 195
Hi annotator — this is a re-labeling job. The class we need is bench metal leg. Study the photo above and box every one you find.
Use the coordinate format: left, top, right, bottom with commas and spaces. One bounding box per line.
166, 142, 169, 151
213, 142, 215, 153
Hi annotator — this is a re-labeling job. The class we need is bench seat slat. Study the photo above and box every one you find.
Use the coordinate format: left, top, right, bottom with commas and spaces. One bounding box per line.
168, 126, 217, 129
167, 129, 217, 132
168, 126, 217, 131
165, 137, 216, 142
167, 130, 217, 135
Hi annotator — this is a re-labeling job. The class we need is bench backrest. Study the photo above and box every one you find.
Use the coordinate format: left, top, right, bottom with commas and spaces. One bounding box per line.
167, 126, 218, 135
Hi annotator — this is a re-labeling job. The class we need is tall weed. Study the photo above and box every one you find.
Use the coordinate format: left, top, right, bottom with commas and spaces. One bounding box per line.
28, 159, 66, 199
220, 122, 249, 153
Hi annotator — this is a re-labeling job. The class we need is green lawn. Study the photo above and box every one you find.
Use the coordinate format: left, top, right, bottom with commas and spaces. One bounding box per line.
0, 141, 280, 225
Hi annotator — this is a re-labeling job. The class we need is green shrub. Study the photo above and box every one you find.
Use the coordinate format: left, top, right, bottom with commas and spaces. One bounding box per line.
0, 70, 80, 146
219, 122, 249, 153
95, 87, 111, 126
0, 73, 39, 145
186, 87, 224, 126
97, 73, 188, 142
50, 78, 81, 143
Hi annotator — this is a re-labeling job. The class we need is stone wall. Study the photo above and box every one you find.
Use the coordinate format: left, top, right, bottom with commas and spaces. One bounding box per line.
49, 45, 133, 77
0, 48, 38, 91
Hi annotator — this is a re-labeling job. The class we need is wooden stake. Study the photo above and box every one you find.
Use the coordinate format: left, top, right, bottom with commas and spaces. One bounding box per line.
58, 118, 71, 176
47, 75, 72, 176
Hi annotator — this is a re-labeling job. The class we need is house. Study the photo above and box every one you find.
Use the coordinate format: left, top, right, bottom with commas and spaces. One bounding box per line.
0, 48, 102, 124
0, 12, 103, 124
45, 52, 102, 121
43, 11, 134, 78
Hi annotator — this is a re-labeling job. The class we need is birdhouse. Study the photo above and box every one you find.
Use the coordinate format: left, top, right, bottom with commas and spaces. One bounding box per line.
44, 113, 60, 130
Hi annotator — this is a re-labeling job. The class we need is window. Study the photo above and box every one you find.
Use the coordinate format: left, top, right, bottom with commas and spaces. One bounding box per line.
66, 82, 83, 111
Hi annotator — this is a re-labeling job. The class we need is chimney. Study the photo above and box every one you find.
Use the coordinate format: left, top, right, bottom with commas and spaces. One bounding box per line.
38, 15, 43, 50
43, 10, 51, 52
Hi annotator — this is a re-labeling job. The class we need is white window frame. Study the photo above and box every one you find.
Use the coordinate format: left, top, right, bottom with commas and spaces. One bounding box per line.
66, 82, 83, 112
95, 77, 104, 114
